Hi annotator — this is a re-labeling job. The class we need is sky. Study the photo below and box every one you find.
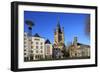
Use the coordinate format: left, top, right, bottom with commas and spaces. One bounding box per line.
24, 11, 90, 45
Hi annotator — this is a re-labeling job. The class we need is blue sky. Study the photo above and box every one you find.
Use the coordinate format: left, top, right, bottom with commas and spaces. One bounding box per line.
24, 11, 90, 45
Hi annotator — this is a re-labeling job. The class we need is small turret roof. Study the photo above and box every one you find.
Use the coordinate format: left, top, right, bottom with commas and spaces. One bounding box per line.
45, 39, 51, 44
34, 33, 40, 37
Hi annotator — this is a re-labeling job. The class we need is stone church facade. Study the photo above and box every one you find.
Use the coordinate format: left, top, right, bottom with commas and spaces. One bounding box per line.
53, 21, 66, 59
68, 37, 90, 58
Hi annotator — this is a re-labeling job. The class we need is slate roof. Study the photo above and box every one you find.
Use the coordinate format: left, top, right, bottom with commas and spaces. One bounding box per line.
45, 39, 51, 44
77, 43, 90, 49
34, 33, 40, 37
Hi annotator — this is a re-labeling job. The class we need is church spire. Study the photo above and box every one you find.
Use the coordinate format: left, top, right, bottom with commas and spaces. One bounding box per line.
57, 17, 60, 28
53, 17, 65, 52
56, 17, 61, 33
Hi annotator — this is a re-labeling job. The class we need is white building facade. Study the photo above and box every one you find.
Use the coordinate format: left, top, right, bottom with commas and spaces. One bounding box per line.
68, 37, 90, 58
24, 32, 30, 61
45, 39, 52, 59
69, 45, 90, 58
24, 33, 45, 61
31, 33, 45, 60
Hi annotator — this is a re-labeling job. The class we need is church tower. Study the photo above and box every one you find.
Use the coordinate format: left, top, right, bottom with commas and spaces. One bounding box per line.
53, 18, 65, 51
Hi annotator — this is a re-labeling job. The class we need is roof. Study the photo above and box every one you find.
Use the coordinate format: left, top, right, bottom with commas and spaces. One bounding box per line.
34, 33, 40, 37
45, 39, 51, 44
77, 43, 90, 48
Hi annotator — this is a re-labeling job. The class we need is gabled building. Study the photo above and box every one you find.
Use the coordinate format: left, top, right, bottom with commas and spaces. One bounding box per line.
45, 39, 52, 59
24, 33, 45, 61
53, 20, 66, 59
31, 33, 45, 60
68, 37, 90, 58
24, 32, 30, 61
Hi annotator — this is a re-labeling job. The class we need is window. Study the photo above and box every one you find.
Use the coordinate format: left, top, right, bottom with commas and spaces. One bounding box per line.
24, 49, 26, 51
47, 46, 50, 49
41, 42, 43, 45
24, 34, 27, 36
36, 42, 38, 45
24, 38, 26, 40
34, 39, 40, 41
35, 55, 37, 58
29, 39, 32, 41
24, 53, 26, 55
75, 53, 77, 56
36, 50, 38, 53
41, 50, 43, 53
31, 46, 34, 48
24, 45, 26, 48
37, 55, 39, 58
36, 46, 38, 49
31, 50, 33, 53
40, 55, 43, 59
31, 42, 33, 44
41, 46, 43, 49
82, 51, 85, 55
24, 41, 26, 44
35, 55, 39, 58
24, 57, 28, 61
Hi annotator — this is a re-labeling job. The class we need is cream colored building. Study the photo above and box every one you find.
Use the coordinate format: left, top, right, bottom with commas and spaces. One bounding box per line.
45, 39, 52, 59
68, 37, 90, 58
24, 32, 30, 61
24, 32, 45, 61
31, 33, 45, 60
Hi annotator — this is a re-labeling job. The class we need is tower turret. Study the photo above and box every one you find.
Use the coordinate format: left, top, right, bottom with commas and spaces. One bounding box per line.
73, 37, 78, 47
53, 17, 65, 50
